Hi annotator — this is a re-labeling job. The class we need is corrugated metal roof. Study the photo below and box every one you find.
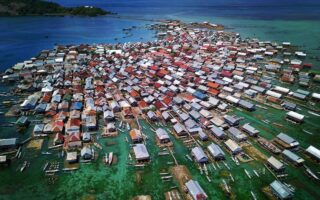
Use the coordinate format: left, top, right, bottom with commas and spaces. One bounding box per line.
185, 180, 207, 200
191, 147, 208, 163
133, 144, 150, 160
270, 180, 293, 199
207, 143, 225, 158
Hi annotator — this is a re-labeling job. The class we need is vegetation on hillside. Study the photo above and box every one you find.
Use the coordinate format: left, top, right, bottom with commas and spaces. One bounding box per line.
0, 0, 112, 16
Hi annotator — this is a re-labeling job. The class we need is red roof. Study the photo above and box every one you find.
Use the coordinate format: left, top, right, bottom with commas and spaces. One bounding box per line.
69, 133, 81, 142
69, 119, 81, 127
154, 100, 165, 110
138, 100, 148, 109
221, 70, 233, 77
154, 82, 162, 89
303, 63, 312, 68
165, 91, 175, 97
207, 82, 220, 89
208, 88, 220, 95
130, 90, 140, 98
163, 96, 172, 105
125, 66, 134, 73
150, 65, 158, 71
157, 69, 169, 77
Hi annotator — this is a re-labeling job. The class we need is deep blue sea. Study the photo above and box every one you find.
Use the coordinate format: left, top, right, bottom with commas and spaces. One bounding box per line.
0, 0, 320, 70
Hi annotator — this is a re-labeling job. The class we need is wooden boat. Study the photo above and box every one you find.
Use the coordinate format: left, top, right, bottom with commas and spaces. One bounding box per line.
104, 153, 109, 164
185, 154, 192, 161
108, 152, 113, 165
20, 161, 28, 172
251, 191, 257, 200
43, 162, 49, 171
257, 137, 281, 154
253, 170, 259, 177
62, 167, 78, 172
305, 166, 319, 181
94, 142, 102, 150
41, 151, 52, 155
134, 164, 145, 167
244, 169, 251, 179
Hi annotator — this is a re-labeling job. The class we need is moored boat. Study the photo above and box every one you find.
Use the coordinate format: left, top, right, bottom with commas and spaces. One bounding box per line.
108, 152, 113, 165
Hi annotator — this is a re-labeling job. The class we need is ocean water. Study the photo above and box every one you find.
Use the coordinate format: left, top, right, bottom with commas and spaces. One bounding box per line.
0, 0, 320, 70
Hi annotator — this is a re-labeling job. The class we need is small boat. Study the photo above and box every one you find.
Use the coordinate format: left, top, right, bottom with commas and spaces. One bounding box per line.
41, 151, 52, 155
108, 152, 113, 165
185, 154, 192, 161
134, 164, 145, 167
211, 163, 217, 170
20, 161, 28, 172
203, 164, 208, 176
308, 111, 320, 117
223, 161, 230, 170
104, 153, 109, 164
222, 179, 230, 193
161, 175, 172, 180
244, 169, 251, 179
253, 170, 259, 177
126, 123, 130, 130
232, 156, 240, 166
229, 173, 234, 182
62, 167, 78, 172
43, 162, 49, 171
302, 129, 314, 135
206, 175, 211, 182
251, 191, 257, 200
94, 142, 102, 150
158, 151, 169, 156
305, 166, 319, 181
257, 137, 281, 154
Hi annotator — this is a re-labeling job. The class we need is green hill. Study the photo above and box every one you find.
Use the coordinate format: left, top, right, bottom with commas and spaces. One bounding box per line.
0, 0, 112, 16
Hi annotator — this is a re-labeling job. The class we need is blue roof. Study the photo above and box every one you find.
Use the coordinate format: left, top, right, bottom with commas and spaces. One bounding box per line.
193, 90, 207, 100
71, 102, 83, 110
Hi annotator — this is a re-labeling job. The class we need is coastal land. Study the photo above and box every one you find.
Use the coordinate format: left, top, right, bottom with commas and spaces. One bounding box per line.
0, 18, 320, 200
0, 0, 113, 16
